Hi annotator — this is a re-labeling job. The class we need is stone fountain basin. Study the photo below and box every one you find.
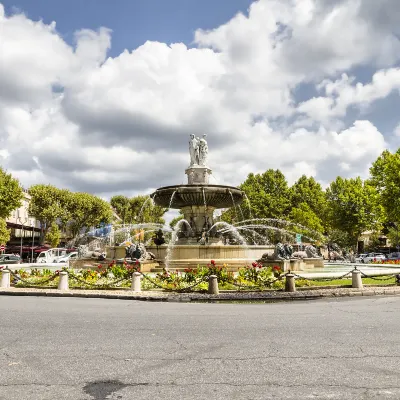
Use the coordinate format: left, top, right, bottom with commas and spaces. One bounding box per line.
151, 184, 244, 209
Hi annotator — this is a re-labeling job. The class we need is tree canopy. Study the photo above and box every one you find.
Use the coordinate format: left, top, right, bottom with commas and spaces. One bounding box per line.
0, 167, 23, 219
326, 177, 384, 247
111, 195, 166, 225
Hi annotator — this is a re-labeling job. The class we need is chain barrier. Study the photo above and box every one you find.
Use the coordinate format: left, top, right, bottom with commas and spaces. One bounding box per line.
140, 272, 208, 292
3, 265, 398, 292
7, 268, 60, 286
290, 270, 353, 282
358, 270, 397, 281
68, 271, 131, 289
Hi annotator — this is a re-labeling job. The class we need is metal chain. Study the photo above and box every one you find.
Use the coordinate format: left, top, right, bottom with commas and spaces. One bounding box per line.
358, 270, 396, 281
290, 270, 353, 282
7, 269, 60, 286
140, 273, 207, 292
68, 272, 131, 288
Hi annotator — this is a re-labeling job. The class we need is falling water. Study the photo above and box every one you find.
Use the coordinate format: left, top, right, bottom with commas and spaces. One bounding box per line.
168, 190, 177, 209
243, 193, 253, 219
202, 187, 207, 209
208, 221, 248, 246
229, 190, 244, 221
137, 196, 154, 222
233, 218, 325, 241
165, 219, 193, 269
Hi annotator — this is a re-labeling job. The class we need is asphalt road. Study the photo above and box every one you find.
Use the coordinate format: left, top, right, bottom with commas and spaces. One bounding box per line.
1, 296, 400, 400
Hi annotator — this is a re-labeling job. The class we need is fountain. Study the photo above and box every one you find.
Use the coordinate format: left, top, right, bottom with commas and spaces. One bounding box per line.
101, 134, 324, 271
146, 134, 274, 270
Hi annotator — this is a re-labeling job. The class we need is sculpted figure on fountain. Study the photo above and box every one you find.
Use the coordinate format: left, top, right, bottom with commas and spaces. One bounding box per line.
198, 134, 208, 166
189, 134, 208, 167
189, 134, 200, 166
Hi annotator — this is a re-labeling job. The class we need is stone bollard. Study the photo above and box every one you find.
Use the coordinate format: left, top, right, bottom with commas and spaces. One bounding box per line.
0, 269, 10, 288
285, 274, 296, 292
131, 272, 142, 292
352, 270, 363, 289
58, 271, 69, 290
208, 275, 219, 295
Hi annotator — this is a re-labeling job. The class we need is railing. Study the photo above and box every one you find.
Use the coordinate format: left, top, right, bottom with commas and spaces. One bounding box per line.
0, 266, 399, 294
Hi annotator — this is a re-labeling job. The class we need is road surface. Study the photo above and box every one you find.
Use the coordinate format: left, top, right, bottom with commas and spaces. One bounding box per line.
1, 296, 400, 399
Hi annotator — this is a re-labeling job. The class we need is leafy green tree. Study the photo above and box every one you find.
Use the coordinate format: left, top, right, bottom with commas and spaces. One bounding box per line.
325, 229, 352, 250
288, 202, 324, 237
326, 177, 384, 248
28, 185, 71, 243
290, 175, 327, 220
223, 169, 291, 223
169, 215, 184, 230
110, 195, 166, 225
110, 195, 130, 224
370, 149, 400, 224
67, 192, 113, 237
0, 218, 10, 245
45, 223, 61, 247
386, 225, 400, 250
0, 167, 24, 218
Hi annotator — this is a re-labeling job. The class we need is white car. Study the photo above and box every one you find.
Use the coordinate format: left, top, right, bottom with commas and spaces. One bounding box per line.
57, 252, 78, 263
355, 253, 368, 263
362, 253, 386, 263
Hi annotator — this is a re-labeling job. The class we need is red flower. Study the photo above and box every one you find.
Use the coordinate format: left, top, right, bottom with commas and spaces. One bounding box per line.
273, 266, 281, 271
211, 260, 216, 265
98, 265, 102, 269
258, 265, 262, 269
135, 260, 140, 265
252, 262, 257, 268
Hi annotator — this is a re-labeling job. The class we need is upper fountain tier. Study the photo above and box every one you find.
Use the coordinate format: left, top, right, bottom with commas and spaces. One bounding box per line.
151, 184, 244, 209
151, 134, 244, 210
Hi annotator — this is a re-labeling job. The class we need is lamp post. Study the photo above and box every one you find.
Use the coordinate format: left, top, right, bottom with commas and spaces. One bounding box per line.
31, 220, 36, 263
17, 216, 28, 260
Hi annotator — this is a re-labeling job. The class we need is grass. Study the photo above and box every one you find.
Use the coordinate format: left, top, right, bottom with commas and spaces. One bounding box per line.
304, 277, 396, 286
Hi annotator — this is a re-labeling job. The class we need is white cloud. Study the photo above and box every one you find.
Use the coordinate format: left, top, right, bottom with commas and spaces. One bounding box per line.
0, 0, 399, 198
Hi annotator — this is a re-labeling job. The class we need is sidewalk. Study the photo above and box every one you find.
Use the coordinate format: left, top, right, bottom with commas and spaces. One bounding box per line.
1, 285, 400, 302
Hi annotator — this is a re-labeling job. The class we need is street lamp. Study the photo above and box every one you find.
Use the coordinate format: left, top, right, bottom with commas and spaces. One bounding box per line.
17, 216, 28, 260
31, 219, 36, 263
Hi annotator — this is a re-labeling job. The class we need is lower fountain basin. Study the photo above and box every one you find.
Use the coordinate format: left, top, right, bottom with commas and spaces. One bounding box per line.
151, 184, 244, 209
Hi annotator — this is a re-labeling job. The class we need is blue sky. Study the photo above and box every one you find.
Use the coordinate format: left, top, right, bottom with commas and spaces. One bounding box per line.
2, 0, 254, 55
1, 0, 400, 196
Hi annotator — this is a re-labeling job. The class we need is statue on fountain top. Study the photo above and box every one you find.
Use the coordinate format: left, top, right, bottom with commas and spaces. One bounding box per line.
189, 134, 200, 166
198, 134, 208, 166
189, 134, 208, 167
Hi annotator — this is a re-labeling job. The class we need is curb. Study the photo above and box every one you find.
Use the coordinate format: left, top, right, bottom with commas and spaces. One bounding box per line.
1, 286, 400, 302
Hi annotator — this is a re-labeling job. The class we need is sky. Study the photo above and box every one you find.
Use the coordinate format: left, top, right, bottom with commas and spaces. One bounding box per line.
1, 0, 400, 202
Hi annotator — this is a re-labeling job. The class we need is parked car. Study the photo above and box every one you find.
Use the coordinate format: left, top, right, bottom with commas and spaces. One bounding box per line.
355, 253, 368, 263
362, 253, 386, 263
387, 252, 400, 261
36, 248, 68, 263
57, 252, 78, 263
0, 254, 22, 265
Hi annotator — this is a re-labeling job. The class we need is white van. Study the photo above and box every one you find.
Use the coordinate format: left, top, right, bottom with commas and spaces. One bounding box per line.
36, 248, 68, 264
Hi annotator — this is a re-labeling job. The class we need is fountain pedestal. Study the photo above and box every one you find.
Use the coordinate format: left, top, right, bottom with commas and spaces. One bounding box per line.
185, 165, 212, 185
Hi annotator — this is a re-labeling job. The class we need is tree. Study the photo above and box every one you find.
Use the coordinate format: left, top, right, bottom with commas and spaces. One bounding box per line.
67, 192, 113, 237
290, 175, 327, 221
0, 167, 24, 218
45, 223, 61, 247
28, 185, 71, 243
0, 218, 10, 245
170, 215, 184, 230
223, 169, 291, 223
288, 202, 325, 238
110, 195, 130, 224
370, 149, 400, 223
326, 177, 384, 248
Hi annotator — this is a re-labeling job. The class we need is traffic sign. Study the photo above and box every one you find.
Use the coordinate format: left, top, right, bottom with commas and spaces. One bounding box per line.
295, 234, 302, 244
